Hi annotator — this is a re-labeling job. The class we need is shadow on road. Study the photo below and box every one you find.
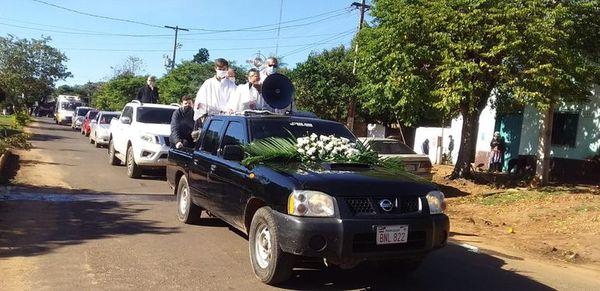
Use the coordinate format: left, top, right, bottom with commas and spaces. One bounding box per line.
277, 244, 552, 290
29, 133, 67, 142
0, 198, 179, 259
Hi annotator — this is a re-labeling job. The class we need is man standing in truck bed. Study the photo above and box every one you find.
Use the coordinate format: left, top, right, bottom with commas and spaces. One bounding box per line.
136, 75, 160, 103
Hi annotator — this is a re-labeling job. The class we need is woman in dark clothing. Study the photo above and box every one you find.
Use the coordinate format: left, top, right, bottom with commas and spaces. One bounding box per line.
489, 131, 506, 172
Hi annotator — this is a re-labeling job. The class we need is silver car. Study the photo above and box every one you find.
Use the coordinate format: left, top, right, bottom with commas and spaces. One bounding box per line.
89, 111, 120, 148
359, 137, 433, 180
71, 106, 93, 130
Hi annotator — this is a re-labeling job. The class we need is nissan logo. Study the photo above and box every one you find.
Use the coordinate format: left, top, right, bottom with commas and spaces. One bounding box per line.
379, 199, 394, 212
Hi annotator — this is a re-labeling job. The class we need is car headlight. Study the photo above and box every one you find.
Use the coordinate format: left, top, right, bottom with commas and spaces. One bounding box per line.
140, 133, 158, 144
288, 190, 336, 217
426, 191, 446, 214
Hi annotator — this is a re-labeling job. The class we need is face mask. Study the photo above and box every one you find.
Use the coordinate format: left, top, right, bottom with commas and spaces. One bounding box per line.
216, 69, 228, 79
228, 77, 236, 82
266, 66, 277, 75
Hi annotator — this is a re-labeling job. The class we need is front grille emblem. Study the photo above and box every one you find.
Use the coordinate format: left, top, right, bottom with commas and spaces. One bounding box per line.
379, 199, 394, 212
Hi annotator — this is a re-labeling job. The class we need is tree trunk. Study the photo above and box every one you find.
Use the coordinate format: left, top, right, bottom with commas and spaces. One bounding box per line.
535, 104, 554, 185
450, 105, 482, 179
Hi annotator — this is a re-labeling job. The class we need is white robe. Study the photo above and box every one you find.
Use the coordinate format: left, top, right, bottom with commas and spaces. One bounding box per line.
193, 77, 237, 120
226, 83, 261, 113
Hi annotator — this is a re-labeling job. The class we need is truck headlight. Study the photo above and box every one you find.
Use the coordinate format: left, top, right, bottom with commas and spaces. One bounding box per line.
426, 191, 446, 214
140, 133, 157, 144
288, 190, 336, 217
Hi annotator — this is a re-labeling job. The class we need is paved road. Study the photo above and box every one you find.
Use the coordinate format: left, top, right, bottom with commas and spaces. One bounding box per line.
1, 118, 599, 290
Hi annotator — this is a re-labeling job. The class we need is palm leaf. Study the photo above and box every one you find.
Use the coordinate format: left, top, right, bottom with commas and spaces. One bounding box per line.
242, 137, 301, 167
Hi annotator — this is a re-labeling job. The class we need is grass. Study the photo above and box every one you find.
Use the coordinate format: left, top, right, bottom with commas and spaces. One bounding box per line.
573, 204, 600, 212
479, 188, 566, 206
0, 115, 23, 137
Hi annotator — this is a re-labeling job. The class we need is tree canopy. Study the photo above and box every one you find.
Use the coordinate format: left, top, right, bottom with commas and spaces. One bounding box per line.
93, 75, 145, 110
288, 45, 358, 122
356, 0, 600, 178
0, 35, 71, 107
193, 48, 210, 64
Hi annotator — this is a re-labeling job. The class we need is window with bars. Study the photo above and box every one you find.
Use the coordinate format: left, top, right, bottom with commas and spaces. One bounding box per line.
551, 112, 578, 147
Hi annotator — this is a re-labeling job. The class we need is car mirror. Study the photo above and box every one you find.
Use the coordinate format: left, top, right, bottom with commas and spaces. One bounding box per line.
222, 145, 244, 161
120, 116, 131, 124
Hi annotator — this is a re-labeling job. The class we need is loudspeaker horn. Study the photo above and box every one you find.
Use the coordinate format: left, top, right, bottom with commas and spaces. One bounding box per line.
261, 73, 295, 110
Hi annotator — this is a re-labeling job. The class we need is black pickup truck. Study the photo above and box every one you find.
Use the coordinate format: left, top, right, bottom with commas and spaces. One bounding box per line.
167, 113, 449, 285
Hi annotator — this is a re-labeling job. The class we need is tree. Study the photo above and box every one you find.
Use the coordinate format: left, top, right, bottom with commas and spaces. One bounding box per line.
93, 75, 145, 110
192, 48, 210, 64
111, 56, 145, 77
288, 46, 357, 122
55, 82, 103, 104
0, 35, 72, 107
158, 61, 216, 104
357, 0, 600, 181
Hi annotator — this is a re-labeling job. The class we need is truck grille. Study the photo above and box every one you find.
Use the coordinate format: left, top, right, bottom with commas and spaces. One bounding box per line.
347, 198, 375, 215
345, 197, 421, 216
352, 231, 426, 252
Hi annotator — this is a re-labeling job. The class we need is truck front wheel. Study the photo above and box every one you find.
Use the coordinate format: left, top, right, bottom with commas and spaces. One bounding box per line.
249, 207, 294, 285
176, 175, 202, 224
126, 145, 142, 178
108, 139, 120, 165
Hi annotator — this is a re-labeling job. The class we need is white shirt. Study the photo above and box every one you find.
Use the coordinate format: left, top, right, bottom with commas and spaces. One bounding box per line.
226, 83, 261, 113
194, 77, 237, 120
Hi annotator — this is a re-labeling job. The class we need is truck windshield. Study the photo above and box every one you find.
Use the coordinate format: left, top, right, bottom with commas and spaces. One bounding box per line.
136, 107, 175, 124
250, 119, 355, 141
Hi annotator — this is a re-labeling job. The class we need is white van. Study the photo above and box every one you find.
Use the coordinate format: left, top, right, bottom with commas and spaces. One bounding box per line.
54, 95, 85, 125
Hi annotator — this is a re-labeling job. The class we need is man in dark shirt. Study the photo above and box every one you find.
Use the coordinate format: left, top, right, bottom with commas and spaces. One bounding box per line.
170, 95, 195, 149
137, 75, 160, 103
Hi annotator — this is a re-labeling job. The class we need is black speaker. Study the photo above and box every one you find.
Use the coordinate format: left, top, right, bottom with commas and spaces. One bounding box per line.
261, 73, 295, 110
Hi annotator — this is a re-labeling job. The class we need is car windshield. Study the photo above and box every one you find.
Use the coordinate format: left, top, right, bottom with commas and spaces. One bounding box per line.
88, 111, 99, 119
250, 119, 355, 141
62, 102, 84, 110
77, 108, 91, 116
370, 140, 416, 154
100, 114, 119, 124
136, 107, 175, 124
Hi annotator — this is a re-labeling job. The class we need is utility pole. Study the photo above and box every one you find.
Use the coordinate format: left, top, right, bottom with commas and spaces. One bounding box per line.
165, 25, 189, 70
347, 0, 370, 131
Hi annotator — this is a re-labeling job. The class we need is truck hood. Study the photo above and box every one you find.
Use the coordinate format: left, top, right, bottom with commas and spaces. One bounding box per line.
137, 123, 171, 136
261, 162, 436, 197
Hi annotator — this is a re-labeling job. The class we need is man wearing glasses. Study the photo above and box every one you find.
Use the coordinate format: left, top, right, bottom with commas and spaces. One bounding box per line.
226, 68, 263, 113
259, 57, 279, 83
194, 58, 237, 123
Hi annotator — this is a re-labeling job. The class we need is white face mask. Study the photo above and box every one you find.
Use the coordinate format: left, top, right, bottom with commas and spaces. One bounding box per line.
228, 77, 236, 82
216, 69, 228, 79
266, 66, 277, 75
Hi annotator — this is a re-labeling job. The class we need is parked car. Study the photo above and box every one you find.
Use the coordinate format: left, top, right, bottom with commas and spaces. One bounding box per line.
81, 109, 99, 136
108, 100, 178, 178
167, 114, 449, 285
89, 111, 120, 148
71, 106, 93, 130
55, 95, 85, 125
359, 137, 433, 180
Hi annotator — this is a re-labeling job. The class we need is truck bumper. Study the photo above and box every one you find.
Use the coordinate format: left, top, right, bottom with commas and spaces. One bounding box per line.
272, 211, 449, 262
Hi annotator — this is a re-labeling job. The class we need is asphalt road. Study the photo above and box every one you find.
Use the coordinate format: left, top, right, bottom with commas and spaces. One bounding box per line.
1, 118, 599, 290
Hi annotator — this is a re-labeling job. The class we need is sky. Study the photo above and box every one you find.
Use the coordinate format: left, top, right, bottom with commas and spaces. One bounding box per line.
0, 0, 368, 86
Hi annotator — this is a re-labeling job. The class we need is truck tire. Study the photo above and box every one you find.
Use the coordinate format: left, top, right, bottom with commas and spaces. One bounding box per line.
126, 145, 142, 178
108, 139, 120, 166
249, 207, 294, 285
176, 175, 202, 224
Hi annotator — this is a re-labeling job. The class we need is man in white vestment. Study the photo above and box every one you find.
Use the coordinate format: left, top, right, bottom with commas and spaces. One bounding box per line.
194, 58, 237, 122
226, 68, 262, 114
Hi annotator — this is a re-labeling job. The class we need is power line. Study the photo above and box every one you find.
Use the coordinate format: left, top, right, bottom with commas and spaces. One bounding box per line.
31, 0, 165, 29
280, 30, 356, 58
0, 22, 172, 37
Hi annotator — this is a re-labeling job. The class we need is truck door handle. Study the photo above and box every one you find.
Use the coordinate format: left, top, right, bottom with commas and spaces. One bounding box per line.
193, 159, 199, 166
210, 164, 217, 171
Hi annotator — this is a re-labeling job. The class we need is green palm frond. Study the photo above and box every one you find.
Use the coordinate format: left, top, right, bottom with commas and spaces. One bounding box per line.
242, 137, 301, 167
376, 157, 406, 172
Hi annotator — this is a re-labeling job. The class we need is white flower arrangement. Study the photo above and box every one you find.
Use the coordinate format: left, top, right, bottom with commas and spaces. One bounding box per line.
296, 133, 361, 162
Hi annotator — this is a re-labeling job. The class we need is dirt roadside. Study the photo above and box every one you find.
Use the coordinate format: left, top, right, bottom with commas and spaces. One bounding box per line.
436, 165, 600, 271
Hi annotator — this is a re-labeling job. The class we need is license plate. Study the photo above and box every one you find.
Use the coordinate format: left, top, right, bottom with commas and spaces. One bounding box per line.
376, 225, 408, 245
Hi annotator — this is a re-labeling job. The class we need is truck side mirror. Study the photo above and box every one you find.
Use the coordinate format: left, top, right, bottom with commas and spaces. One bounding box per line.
120, 116, 131, 124
222, 145, 244, 161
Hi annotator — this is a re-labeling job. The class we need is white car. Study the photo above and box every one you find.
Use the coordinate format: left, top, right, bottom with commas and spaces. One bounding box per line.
359, 137, 433, 180
89, 111, 120, 148
108, 101, 178, 178
72, 106, 93, 130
